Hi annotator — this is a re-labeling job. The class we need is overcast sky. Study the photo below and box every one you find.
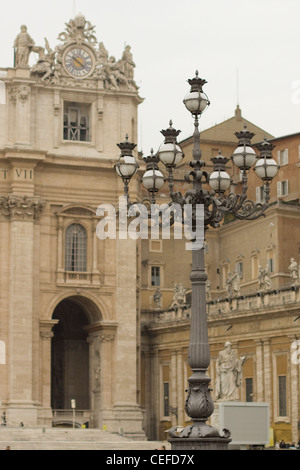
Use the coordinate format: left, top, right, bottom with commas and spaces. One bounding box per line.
2, 0, 300, 155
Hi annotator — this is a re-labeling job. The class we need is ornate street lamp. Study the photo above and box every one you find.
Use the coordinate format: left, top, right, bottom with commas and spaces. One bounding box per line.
115, 71, 278, 450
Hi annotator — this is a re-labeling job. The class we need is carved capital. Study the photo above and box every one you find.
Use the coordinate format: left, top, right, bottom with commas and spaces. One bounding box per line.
8, 85, 18, 104
100, 334, 115, 343
18, 85, 31, 103
0, 195, 45, 221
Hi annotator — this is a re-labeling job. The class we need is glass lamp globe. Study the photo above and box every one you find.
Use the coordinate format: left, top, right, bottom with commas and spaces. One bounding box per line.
158, 141, 184, 168
209, 169, 231, 193
232, 145, 257, 170
115, 155, 138, 178
183, 71, 210, 116
183, 90, 209, 115
142, 168, 165, 191
254, 157, 279, 181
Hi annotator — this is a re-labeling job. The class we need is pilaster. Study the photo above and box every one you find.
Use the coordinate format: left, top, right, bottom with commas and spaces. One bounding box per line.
0, 194, 44, 425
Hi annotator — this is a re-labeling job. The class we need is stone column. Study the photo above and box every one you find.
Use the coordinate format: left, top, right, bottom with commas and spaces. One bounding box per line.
176, 349, 184, 426
99, 332, 115, 427
255, 339, 264, 401
15, 83, 31, 146
289, 336, 299, 443
91, 220, 100, 285
111, 237, 145, 439
171, 351, 178, 426
85, 322, 117, 430
263, 339, 272, 422
39, 320, 58, 425
56, 216, 64, 282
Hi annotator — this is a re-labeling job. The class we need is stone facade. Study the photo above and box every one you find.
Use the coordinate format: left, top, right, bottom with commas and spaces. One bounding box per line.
140, 117, 300, 445
0, 14, 145, 438
1, 14, 300, 447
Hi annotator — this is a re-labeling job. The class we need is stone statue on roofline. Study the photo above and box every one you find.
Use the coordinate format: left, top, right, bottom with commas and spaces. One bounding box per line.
288, 257, 299, 286
14, 25, 35, 68
225, 270, 240, 298
258, 264, 272, 291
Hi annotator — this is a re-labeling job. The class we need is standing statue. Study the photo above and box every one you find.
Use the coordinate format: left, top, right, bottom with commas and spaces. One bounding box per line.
153, 288, 162, 309
258, 264, 272, 291
172, 283, 186, 305
288, 258, 299, 285
121, 45, 135, 81
225, 271, 240, 298
14, 25, 35, 68
215, 341, 246, 401
206, 279, 211, 301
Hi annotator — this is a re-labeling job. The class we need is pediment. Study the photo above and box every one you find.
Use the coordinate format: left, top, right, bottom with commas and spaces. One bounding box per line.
56, 204, 96, 217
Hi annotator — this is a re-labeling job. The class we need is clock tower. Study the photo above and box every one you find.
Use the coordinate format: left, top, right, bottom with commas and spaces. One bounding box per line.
0, 14, 145, 438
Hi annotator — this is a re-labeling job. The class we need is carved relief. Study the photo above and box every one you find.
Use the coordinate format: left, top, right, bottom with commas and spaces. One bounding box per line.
8, 86, 18, 104
18, 85, 30, 103
0, 195, 45, 221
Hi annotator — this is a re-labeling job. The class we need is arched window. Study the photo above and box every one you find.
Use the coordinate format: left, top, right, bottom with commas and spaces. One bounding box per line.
65, 224, 87, 272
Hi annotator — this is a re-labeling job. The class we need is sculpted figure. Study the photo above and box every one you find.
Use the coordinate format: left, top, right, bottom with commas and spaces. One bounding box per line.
31, 38, 55, 81
153, 288, 162, 308
172, 283, 186, 305
97, 42, 109, 65
14, 25, 35, 68
258, 264, 272, 291
288, 258, 299, 285
225, 271, 240, 298
102, 56, 129, 89
121, 45, 135, 81
215, 342, 246, 401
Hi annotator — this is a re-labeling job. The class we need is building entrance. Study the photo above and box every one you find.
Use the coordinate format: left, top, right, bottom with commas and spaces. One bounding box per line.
51, 298, 90, 411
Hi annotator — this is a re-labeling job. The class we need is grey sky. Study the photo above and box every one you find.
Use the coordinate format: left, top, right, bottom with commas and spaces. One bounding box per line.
2, 0, 300, 155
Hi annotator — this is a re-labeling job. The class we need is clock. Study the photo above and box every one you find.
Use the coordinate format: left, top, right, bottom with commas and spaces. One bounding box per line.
63, 45, 95, 78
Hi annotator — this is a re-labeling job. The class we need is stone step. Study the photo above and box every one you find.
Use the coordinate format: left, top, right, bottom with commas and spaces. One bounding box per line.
0, 427, 169, 451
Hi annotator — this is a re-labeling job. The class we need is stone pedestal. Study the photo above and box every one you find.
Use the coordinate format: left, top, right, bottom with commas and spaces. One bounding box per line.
170, 437, 231, 450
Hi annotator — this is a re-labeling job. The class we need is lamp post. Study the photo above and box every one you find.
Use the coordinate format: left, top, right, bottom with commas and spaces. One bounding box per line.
115, 71, 278, 450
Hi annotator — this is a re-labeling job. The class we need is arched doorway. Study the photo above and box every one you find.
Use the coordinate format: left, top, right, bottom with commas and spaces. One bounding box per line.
51, 298, 90, 411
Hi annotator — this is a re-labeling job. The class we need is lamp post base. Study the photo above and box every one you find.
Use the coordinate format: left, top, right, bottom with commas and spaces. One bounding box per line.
169, 422, 231, 450
169, 437, 231, 451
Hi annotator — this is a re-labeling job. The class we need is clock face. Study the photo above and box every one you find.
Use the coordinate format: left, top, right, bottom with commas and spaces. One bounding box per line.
63, 46, 94, 78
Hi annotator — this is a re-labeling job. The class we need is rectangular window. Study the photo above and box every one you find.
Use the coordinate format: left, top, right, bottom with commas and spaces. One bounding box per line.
278, 375, 287, 416
235, 261, 243, 278
277, 180, 289, 197
63, 102, 90, 142
245, 377, 253, 402
268, 258, 274, 273
163, 382, 170, 417
256, 186, 266, 203
277, 149, 288, 166
151, 266, 160, 286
